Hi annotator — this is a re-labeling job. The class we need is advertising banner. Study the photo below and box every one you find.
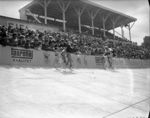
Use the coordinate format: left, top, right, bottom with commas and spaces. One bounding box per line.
0, 45, 150, 68
7, 21, 59, 32
11, 48, 33, 63
95, 56, 104, 66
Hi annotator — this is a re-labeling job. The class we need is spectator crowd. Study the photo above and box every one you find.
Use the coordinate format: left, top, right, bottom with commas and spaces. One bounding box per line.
0, 25, 150, 59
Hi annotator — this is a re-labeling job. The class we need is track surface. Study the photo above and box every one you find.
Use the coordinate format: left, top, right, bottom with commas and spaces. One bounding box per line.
0, 66, 150, 118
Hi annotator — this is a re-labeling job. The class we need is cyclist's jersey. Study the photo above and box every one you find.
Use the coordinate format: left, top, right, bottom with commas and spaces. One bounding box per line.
66, 45, 72, 53
104, 48, 113, 56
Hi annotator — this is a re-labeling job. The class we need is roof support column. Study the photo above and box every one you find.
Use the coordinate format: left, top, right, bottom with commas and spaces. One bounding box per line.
62, 11, 66, 31
91, 17, 94, 35
78, 14, 81, 33
44, 0, 48, 24
102, 17, 107, 38
57, 0, 71, 32
88, 9, 99, 35
102, 14, 110, 38
128, 24, 131, 41
121, 25, 124, 39
125, 22, 135, 41
112, 21, 116, 40
74, 7, 85, 33
111, 16, 120, 40
102, 19, 106, 37
36, 0, 51, 24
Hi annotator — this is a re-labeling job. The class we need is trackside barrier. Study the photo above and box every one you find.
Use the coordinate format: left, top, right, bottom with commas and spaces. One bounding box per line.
0, 45, 150, 68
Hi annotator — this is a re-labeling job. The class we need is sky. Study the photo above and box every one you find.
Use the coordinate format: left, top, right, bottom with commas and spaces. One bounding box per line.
0, 0, 149, 45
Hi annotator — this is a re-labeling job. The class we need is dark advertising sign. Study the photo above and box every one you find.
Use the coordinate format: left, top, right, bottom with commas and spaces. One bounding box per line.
95, 56, 103, 65
11, 48, 33, 63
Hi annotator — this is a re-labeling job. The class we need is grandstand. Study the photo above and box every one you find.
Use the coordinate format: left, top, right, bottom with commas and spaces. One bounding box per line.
19, 0, 137, 40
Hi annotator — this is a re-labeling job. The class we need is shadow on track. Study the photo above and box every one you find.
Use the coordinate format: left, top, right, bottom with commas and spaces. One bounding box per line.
55, 68, 76, 75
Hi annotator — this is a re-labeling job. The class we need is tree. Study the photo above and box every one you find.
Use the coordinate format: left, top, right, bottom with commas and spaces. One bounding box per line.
142, 36, 150, 49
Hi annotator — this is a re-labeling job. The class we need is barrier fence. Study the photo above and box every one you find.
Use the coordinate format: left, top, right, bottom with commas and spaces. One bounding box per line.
0, 45, 150, 68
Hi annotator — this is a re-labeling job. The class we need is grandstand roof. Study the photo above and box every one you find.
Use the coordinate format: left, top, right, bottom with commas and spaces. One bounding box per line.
20, 0, 137, 31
